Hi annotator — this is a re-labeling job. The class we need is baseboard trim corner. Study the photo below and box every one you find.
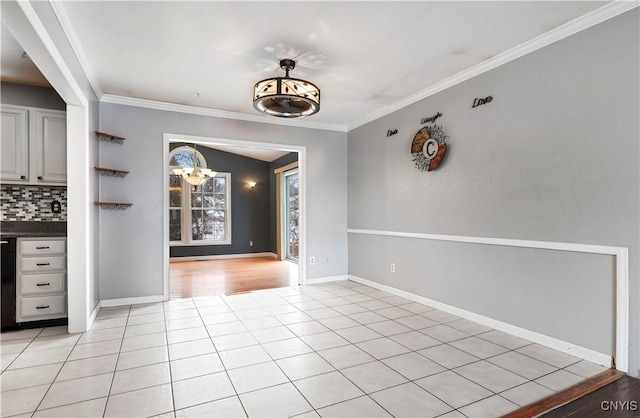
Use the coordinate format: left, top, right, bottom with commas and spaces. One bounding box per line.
101, 295, 165, 308
87, 300, 101, 329
306, 275, 348, 285
348, 274, 612, 368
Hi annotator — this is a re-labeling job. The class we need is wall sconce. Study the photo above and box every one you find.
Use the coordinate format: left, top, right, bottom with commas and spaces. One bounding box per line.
248, 181, 257, 191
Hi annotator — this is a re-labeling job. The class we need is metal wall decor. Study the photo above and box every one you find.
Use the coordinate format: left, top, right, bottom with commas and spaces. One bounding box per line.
472, 96, 493, 108
420, 112, 442, 124
411, 124, 448, 172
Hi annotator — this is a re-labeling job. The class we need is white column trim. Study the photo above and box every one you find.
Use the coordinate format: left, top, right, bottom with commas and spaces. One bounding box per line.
347, 228, 629, 372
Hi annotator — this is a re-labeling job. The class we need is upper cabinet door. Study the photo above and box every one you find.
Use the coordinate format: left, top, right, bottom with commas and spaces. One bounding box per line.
1, 106, 29, 182
34, 110, 67, 183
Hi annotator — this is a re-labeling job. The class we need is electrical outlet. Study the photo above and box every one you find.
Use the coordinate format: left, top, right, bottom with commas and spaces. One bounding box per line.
249, 241, 253, 246
390, 263, 396, 273
51, 200, 62, 214
309, 256, 316, 266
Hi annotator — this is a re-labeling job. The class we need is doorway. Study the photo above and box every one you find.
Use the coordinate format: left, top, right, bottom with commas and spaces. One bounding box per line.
163, 133, 306, 300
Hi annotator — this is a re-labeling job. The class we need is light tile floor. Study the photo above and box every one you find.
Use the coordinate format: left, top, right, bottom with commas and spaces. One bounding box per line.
1, 281, 609, 418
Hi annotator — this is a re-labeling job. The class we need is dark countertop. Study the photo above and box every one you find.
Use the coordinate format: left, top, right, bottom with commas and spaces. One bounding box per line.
1, 221, 67, 238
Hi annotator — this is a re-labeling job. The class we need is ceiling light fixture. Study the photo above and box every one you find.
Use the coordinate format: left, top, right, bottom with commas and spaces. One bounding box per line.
172, 144, 216, 186
253, 59, 320, 118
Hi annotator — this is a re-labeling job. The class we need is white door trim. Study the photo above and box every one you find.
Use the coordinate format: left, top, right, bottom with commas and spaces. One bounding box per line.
163, 133, 307, 300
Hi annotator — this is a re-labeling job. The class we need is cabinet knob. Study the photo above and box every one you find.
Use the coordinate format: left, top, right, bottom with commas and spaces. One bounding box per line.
21, 175, 26, 180
38, 176, 43, 180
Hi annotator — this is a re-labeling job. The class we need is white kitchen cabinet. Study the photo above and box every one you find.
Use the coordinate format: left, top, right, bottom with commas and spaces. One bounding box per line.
0, 104, 67, 185
0, 106, 29, 181
34, 109, 67, 183
16, 237, 67, 322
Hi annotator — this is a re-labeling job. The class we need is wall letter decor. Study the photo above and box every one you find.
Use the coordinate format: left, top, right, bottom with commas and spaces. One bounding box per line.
411, 124, 448, 172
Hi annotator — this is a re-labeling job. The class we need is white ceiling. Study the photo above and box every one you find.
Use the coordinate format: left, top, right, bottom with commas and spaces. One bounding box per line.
198, 143, 290, 163
1, 24, 50, 87
4, 1, 613, 129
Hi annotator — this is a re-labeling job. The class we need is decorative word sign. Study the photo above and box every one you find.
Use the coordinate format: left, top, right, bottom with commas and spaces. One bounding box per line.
411, 124, 448, 172
472, 96, 493, 108
420, 112, 443, 124
386, 129, 398, 137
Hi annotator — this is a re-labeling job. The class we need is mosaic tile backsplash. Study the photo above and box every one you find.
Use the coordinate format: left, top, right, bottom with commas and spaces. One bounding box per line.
0, 186, 67, 221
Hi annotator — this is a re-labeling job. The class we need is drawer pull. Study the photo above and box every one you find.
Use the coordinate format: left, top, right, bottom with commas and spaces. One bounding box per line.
36, 263, 50, 266
36, 246, 50, 250
36, 305, 50, 309
36, 283, 51, 287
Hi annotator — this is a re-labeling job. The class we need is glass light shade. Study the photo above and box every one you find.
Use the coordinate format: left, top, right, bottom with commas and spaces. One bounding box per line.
253, 77, 320, 118
172, 167, 217, 186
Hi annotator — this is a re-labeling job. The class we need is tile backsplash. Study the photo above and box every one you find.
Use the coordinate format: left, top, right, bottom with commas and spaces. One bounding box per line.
0, 186, 67, 221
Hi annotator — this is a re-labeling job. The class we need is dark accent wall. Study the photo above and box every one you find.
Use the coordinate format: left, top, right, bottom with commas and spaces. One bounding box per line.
169, 143, 271, 257
269, 153, 299, 252
0, 82, 65, 110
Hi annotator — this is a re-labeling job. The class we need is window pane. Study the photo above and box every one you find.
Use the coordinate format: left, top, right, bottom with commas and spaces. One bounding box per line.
169, 209, 181, 241
203, 194, 215, 208
202, 178, 214, 193
169, 175, 181, 207
214, 194, 225, 209
214, 178, 226, 193
286, 173, 299, 261
169, 150, 203, 168
191, 210, 204, 240
191, 193, 203, 208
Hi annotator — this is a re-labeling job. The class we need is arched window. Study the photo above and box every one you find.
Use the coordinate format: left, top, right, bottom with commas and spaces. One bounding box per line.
169, 145, 231, 245
169, 146, 207, 169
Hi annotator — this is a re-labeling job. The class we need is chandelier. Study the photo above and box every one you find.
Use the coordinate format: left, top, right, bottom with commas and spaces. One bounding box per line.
253, 59, 320, 118
171, 144, 216, 186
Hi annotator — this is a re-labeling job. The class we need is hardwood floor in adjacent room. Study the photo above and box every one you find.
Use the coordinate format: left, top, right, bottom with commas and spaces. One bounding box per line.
169, 256, 298, 299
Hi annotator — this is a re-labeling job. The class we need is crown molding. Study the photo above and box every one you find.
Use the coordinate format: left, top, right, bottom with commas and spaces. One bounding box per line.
101, 94, 348, 132
347, 1, 639, 131
49, 0, 103, 100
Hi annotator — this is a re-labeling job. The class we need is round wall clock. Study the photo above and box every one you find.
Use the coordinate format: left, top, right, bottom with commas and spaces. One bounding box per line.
411, 125, 448, 172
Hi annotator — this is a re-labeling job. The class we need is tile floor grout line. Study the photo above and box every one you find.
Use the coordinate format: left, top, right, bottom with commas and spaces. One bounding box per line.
162, 300, 179, 418
29, 327, 85, 415
101, 304, 130, 418
2, 282, 605, 418
197, 295, 251, 418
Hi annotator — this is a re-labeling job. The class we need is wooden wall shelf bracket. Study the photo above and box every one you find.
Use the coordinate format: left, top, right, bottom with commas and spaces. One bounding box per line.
94, 201, 133, 210
94, 167, 129, 178
96, 131, 126, 144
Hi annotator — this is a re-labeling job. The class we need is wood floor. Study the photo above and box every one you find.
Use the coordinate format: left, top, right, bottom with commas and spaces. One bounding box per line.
541, 374, 640, 417
505, 370, 640, 418
169, 256, 298, 299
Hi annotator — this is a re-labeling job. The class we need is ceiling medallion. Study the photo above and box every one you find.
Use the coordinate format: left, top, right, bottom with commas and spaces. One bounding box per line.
253, 59, 320, 118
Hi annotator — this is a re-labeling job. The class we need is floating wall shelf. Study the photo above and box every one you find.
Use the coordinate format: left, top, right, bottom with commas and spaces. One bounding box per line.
96, 131, 126, 144
94, 201, 133, 210
95, 166, 129, 178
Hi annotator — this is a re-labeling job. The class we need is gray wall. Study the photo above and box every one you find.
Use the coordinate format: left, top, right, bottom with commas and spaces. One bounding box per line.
169, 142, 272, 257
348, 10, 639, 375
99, 104, 348, 299
0, 81, 65, 110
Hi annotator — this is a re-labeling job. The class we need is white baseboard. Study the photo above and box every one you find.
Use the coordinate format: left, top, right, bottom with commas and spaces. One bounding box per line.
170, 252, 277, 262
348, 274, 612, 368
306, 275, 348, 285
101, 295, 165, 308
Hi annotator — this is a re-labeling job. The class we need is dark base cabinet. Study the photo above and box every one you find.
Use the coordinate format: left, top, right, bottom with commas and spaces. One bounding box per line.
1, 238, 17, 330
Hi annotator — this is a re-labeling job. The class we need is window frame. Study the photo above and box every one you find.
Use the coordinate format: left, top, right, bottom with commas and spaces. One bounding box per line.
169, 146, 232, 246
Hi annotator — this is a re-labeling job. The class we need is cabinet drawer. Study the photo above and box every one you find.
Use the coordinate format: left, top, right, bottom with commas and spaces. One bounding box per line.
21, 240, 65, 255
21, 256, 65, 272
20, 295, 66, 318
21, 273, 65, 294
